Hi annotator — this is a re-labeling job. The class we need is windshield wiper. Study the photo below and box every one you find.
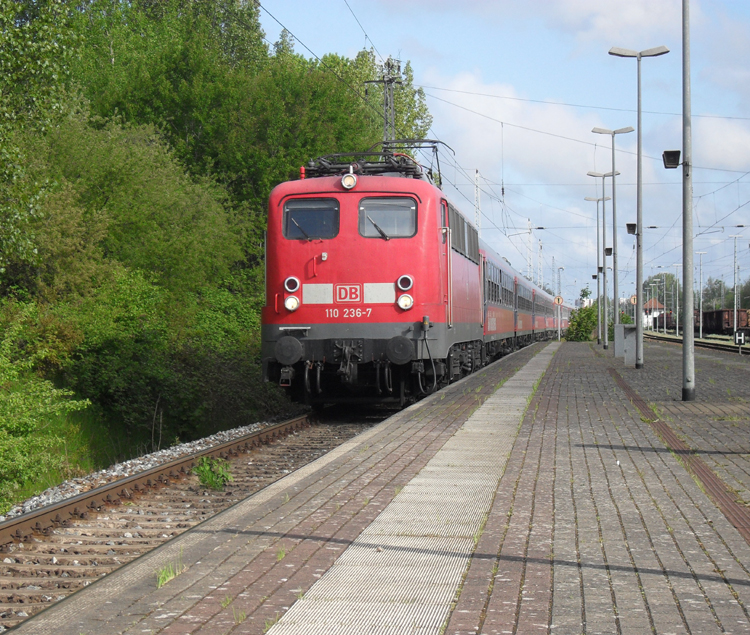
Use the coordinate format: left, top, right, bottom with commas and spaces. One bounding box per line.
291, 217, 311, 240
367, 215, 390, 241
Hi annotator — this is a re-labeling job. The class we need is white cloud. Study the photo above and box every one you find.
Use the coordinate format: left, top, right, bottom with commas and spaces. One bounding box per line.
377, 0, 685, 46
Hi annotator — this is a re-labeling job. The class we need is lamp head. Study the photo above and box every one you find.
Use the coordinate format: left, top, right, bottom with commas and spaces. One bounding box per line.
626, 223, 637, 235
662, 150, 681, 169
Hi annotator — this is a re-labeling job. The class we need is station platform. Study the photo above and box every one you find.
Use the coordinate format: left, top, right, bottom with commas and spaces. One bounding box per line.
16, 340, 750, 634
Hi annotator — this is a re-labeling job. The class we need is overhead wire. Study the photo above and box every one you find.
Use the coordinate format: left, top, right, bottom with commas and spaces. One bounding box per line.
417, 84, 750, 122
342, 0, 385, 64
424, 91, 750, 174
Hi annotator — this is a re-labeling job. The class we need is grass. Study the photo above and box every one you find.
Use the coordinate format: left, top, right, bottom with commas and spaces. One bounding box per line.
233, 606, 247, 625
276, 546, 286, 561
2, 407, 153, 512
156, 548, 186, 588
221, 595, 232, 608
193, 456, 233, 490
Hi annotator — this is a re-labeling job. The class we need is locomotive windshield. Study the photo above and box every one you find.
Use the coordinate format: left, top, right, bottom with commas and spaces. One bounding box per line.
358, 197, 417, 239
283, 198, 339, 240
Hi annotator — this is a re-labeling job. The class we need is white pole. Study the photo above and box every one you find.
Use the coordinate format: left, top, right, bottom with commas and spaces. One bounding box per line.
681, 0, 695, 399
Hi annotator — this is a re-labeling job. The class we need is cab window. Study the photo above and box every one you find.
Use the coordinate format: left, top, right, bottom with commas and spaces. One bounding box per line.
358, 197, 417, 239
283, 198, 339, 240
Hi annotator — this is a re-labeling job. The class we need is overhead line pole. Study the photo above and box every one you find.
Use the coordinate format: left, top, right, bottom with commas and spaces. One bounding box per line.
681, 0, 695, 400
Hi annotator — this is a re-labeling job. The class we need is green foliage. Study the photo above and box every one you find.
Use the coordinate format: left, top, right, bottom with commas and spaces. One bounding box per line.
0, 0, 78, 130
567, 305, 597, 342
608, 312, 633, 341
193, 456, 233, 490
0, 301, 89, 511
0, 0, 432, 513
156, 547, 186, 588
0, 1, 80, 274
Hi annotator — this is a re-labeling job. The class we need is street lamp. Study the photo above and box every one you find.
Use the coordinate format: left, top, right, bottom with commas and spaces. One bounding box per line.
656, 265, 668, 334
672, 263, 683, 335
588, 170, 619, 350
584, 195, 610, 344
557, 266, 565, 342
696, 251, 706, 339
730, 235, 743, 335
609, 44, 669, 369
592, 126, 634, 328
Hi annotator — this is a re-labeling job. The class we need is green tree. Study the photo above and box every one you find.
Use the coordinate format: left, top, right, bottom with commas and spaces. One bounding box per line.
566, 288, 596, 341
0, 0, 79, 275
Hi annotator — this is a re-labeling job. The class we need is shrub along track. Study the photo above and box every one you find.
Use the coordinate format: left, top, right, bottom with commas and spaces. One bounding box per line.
0, 409, 384, 631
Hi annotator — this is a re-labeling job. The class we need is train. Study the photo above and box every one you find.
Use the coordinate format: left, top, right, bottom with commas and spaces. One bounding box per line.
651, 309, 748, 336
261, 143, 571, 407
698, 309, 749, 336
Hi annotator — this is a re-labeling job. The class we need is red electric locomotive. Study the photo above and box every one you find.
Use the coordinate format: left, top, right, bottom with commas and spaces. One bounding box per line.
261, 144, 569, 406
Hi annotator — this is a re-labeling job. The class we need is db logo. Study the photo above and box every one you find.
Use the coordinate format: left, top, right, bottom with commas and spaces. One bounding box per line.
335, 284, 362, 303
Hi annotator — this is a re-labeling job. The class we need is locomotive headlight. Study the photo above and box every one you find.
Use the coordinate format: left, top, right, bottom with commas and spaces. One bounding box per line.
341, 173, 357, 190
397, 294, 414, 310
284, 296, 300, 312
284, 276, 300, 293
397, 274, 414, 291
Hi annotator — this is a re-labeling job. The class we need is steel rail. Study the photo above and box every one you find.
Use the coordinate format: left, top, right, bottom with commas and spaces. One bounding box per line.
0, 414, 310, 547
644, 332, 747, 354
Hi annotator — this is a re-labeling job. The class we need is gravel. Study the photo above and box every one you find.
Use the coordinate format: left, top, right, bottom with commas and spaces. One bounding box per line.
0, 420, 281, 522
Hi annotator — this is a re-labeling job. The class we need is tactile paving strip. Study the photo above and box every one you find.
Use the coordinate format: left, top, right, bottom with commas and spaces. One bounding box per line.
269, 343, 560, 634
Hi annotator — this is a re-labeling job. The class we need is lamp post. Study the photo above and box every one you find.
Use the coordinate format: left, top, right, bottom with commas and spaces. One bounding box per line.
656, 266, 668, 334
584, 196, 610, 345
557, 266, 565, 342
730, 235, 742, 335
610, 44, 669, 369
696, 251, 706, 339
592, 126, 634, 327
587, 170, 619, 350
672, 263, 683, 335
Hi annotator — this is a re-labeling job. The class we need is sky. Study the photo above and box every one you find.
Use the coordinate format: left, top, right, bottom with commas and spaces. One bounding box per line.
258, 0, 750, 305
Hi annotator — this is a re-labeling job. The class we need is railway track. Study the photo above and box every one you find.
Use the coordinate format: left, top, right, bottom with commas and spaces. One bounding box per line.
645, 332, 748, 354
0, 410, 383, 631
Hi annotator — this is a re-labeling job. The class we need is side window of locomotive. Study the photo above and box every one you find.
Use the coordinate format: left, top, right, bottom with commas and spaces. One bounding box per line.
441, 201, 448, 243
359, 197, 417, 239
283, 198, 340, 240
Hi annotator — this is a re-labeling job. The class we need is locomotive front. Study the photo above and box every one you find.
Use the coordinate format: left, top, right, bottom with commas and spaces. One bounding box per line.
261, 166, 445, 406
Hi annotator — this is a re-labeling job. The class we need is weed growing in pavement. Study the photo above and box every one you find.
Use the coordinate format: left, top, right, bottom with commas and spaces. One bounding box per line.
394, 485, 403, 496
264, 613, 281, 632
363, 497, 370, 505
282, 492, 290, 504
295, 588, 305, 600
276, 546, 286, 561
233, 606, 246, 624
221, 595, 232, 608
156, 548, 186, 588
193, 456, 233, 490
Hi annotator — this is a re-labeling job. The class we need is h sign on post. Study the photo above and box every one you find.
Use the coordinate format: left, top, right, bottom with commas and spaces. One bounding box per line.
735, 331, 746, 346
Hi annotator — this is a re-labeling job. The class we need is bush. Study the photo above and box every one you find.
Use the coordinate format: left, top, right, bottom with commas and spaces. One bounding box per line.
0, 302, 89, 511
567, 305, 598, 342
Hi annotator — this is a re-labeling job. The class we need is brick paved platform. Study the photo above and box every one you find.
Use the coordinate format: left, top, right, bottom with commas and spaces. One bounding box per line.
16, 340, 750, 634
